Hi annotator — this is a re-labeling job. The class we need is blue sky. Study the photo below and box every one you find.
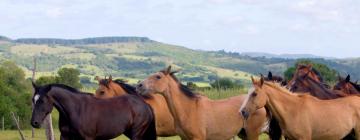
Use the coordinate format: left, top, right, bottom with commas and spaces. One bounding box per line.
1, 0, 359, 58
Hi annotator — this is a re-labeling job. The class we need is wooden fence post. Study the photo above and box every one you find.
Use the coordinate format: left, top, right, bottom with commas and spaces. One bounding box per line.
11, 112, 25, 140
2, 116, 4, 131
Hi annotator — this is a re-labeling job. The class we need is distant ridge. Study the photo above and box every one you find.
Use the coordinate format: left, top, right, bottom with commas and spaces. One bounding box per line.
2, 36, 153, 45
242, 52, 335, 59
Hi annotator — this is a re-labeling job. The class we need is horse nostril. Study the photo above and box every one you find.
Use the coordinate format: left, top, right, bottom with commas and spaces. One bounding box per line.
241, 110, 249, 119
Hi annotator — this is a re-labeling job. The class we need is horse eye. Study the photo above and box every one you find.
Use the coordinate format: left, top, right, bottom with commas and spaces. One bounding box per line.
100, 91, 105, 95
156, 75, 161, 79
252, 93, 257, 97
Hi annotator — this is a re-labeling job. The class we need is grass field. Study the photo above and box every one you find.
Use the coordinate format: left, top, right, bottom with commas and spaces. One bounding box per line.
0, 129, 268, 140
0, 86, 261, 140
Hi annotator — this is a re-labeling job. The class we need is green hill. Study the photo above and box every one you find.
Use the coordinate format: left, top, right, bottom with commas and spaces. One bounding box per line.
0, 35, 359, 87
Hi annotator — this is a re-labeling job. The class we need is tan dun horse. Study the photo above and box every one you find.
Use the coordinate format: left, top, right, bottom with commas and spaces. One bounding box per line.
94, 76, 177, 137
240, 76, 360, 140
136, 66, 269, 140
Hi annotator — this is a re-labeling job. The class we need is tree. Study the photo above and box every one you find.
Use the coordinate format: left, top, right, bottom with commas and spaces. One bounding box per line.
284, 59, 338, 84
56, 68, 82, 88
210, 78, 243, 89
0, 61, 32, 129
35, 76, 57, 86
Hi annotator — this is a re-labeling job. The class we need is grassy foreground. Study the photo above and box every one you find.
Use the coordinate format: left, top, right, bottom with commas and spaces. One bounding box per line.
0, 129, 268, 140
0, 89, 268, 140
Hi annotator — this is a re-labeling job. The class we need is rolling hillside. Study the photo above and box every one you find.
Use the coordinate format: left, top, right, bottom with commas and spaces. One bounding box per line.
0, 35, 359, 87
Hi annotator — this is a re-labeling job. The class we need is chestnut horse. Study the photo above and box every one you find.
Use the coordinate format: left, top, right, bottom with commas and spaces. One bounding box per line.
136, 66, 270, 140
94, 76, 177, 137
30, 83, 156, 140
240, 76, 360, 140
334, 75, 360, 95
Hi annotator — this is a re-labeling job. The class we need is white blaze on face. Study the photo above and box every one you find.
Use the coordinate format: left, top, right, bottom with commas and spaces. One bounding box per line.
34, 94, 40, 104
240, 87, 255, 111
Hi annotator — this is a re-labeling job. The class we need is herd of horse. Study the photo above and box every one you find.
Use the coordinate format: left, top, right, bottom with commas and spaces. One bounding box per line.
30, 64, 360, 140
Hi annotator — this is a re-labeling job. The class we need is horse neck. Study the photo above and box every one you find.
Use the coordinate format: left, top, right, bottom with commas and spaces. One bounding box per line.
264, 86, 300, 127
110, 83, 127, 96
48, 87, 83, 121
162, 79, 198, 125
309, 72, 321, 82
304, 78, 337, 99
346, 84, 360, 94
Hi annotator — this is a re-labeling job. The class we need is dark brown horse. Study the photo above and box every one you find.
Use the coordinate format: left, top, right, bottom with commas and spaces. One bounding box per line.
30, 83, 156, 140
94, 76, 177, 137
287, 64, 330, 88
264, 71, 287, 86
288, 71, 347, 99
334, 75, 360, 95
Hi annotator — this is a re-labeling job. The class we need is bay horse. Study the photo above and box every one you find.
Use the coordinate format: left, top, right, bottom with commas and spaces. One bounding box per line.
334, 75, 360, 95
30, 83, 156, 140
288, 72, 347, 99
287, 64, 330, 88
94, 76, 177, 137
136, 66, 270, 140
264, 71, 287, 86
240, 76, 360, 140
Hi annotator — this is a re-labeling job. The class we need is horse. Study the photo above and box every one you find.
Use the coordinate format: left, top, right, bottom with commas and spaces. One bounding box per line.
94, 76, 177, 137
264, 71, 287, 86
334, 75, 360, 95
30, 82, 156, 140
240, 76, 360, 140
136, 66, 271, 140
287, 64, 330, 88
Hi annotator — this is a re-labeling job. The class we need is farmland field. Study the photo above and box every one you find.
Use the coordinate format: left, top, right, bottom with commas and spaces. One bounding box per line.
0, 129, 268, 140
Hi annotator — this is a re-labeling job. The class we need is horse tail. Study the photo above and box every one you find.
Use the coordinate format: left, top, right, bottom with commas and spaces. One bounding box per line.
268, 117, 282, 140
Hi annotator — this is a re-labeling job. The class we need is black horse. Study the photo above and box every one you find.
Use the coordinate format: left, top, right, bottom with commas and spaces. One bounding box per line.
30, 83, 156, 140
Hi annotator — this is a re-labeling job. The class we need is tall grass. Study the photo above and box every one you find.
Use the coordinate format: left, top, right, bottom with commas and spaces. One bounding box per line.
198, 88, 248, 99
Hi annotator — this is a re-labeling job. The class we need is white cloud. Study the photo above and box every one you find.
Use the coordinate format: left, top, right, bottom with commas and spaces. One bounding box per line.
45, 7, 63, 18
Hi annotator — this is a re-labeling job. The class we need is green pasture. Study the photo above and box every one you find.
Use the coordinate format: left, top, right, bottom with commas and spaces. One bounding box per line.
0, 88, 259, 140
0, 129, 269, 140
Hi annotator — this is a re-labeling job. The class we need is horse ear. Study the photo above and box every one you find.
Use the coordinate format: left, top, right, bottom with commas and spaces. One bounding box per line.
307, 64, 313, 70
164, 66, 172, 75
31, 81, 37, 89
260, 74, 264, 87
268, 71, 273, 79
109, 75, 113, 82
345, 74, 350, 82
251, 76, 256, 85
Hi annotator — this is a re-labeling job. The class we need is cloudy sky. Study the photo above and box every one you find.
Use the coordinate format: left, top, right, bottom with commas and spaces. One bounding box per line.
1, 0, 359, 58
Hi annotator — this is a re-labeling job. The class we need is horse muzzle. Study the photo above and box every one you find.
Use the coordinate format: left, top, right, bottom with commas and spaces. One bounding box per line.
31, 120, 41, 128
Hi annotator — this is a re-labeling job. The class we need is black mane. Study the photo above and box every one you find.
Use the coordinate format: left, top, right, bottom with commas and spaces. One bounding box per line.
100, 79, 151, 98
350, 82, 360, 92
40, 84, 93, 96
165, 72, 198, 99
113, 80, 137, 95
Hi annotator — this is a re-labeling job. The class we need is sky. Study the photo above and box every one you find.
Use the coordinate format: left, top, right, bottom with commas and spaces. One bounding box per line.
1, 0, 359, 58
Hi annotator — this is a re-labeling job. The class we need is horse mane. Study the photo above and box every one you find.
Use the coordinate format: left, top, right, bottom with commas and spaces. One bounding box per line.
113, 79, 137, 95
113, 79, 153, 99
99, 78, 152, 99
163, 72, 199, 98
350, 82, 360, 92
263, 81, 296, 96
311, 68, 324, 82
45, 84, 93, 96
